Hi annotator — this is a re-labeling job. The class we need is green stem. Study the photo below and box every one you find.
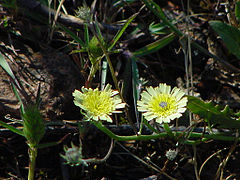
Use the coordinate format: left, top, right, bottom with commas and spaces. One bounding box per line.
143, 118, 159, 134
90, 22, 136, 132
90, 22, 122, 99
92, 121, 240, 143
163, 123, 174, 138
28, 146, 38, 180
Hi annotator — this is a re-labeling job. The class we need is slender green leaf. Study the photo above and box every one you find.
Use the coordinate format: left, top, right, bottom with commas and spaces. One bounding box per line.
11, 82, 25, 120
108, 13, 138, 51
58, 24, 85, 47
209, 20, 240, 60
133, 33, 175, 57
11, 82, 23, 106
187, 96, 240, 129
235, 111, 240, 118
0, 54, 22, 90
36, 141, 60, 149
131, 55, 140, 124
36, 83, 42, 108
70, 49, 87, 54
163, 123, 174, 138
149, 22, 169, 35
84, 23, 89, 47
235, 1, 240, 22
122, 53, 132, 101
0, 121, 24, 136
94, 20, 105, 44
0, 53, 16, 81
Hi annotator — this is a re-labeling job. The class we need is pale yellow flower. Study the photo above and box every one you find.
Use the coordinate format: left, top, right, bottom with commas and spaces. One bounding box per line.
73, 84, 125, 122
137, 83, 188, 124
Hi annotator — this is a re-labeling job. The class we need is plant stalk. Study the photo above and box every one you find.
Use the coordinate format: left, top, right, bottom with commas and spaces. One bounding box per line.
92, 121, 240, 144
28, 146, 38, 180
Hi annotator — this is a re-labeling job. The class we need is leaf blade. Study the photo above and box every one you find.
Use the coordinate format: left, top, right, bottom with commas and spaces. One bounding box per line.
108, 13, 138, 51
209, 20, 240, 60
133, 33, 175, 57
0, 121, 24, 136
187, 96, 240, 129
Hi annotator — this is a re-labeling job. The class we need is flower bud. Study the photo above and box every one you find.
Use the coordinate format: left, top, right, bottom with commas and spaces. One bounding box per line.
22, 105, 45, 147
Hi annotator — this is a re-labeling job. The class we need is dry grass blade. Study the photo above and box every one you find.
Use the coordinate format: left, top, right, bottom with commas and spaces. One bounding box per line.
116, 142, 177, 180
199, 147, 228, 176
215, 131, 239, 180
49, 0, 66, 40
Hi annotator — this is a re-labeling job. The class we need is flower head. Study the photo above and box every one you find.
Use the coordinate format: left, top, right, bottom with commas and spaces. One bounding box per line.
75, 4, 92, 22
166, 149, 178, 161
137, 83, 188, 124
73, 84, 125, 122
60, 142, 87, 167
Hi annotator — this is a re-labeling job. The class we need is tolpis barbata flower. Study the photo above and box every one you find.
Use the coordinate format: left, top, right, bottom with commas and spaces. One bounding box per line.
73, 84, 125, 122
137, 83, 188, 124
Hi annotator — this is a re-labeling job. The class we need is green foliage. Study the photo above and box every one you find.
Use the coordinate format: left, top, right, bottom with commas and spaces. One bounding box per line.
209, 20, 240, 60
148, 22, 170, 35
22, 105, 45, 146
0, 53, 17, 82
235, 1, 240, 22
108, 13, 138, 51
133, 33, 176, 57
143, 0, 183, 37
0, 120, 24, 136
58, 24, 85, 48
0, 53, 45, 147
88, 36, 104, 64
187, 96, 240, 129
131, 56, 141, 118
1, 0, 17, 9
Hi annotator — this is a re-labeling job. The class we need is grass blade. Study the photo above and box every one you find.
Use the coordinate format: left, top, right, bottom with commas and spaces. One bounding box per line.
0, 120, 24, 136
84, 23, 89, 47
235, 1, 240, 22
58, 24, 86, 47
209, 20, 240, 60
0, 53, 22, 91
131, 55, 141, 125
108, 13, 138, 51
133, 33, 175, 57
0, 53, 16, 81
11, 82, 23, 106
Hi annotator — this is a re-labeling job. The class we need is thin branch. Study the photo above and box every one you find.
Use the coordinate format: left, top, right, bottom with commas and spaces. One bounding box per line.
16, 0, 120, 32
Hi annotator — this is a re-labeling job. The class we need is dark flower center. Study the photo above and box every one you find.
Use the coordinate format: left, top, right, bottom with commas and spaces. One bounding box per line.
159, 102, 167, 108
